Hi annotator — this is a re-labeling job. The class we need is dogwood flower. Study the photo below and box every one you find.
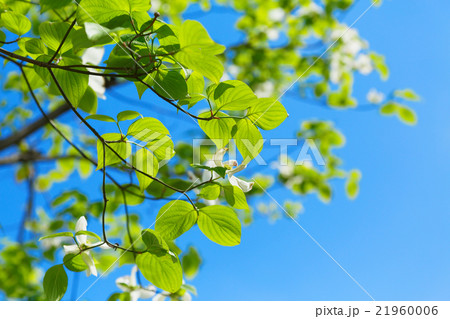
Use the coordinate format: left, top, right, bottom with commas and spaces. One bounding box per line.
63, 216, 108, 277
366, 88, 385, 104
268, 8, 285, 22
254, 81, 275, 98
115, 266, 156, 301
353, 54, 373, 75
295, 2, 323, 16
81, 47, 106, 99
204, 148, 254, 193
153, 289, 192, 301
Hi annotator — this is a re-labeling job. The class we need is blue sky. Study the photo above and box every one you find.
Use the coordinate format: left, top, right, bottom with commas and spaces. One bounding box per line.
1, 0, 449, 301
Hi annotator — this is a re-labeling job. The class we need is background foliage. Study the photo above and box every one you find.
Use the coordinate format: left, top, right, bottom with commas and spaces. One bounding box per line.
0, 0, 424, 301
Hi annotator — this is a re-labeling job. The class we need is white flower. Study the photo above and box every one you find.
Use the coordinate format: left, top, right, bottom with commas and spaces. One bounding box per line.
353, 54, 373, 75
366, 88, 385, 104
152, 293, 167, 301
152, 290, 192, 301
204, 148, 254, 193
271, 160, 294, 178
220, 72, 231, 82
295, 2, 323, 16
180, 291, 192, 301
82, 47, 106, 100
116, 266, 156, 301
267, 28, 280, 41
254, 81, 275, 98
268, 8, 285, 22
63, 216, 108, 277
42, 237, 67, 250
227, 65, 240, 78
151, 0, 161, 10
331, 26, 366, 56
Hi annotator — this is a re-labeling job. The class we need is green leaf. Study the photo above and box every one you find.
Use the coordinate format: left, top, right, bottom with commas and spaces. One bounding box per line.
380, 102, 397, 115
175, 20, 225, 83
394, 89, 420, 101
140, 231, 166, 255
146, 135, 175, 161
0, 30, 5, 47
33, 55, 52, 82
397, 105, 417, 125
208, 80, 257, 111
153, 69, 188, 100
141, 229, 169, 254
1, 12, 31, 36
234, 118, 263, 164
52, 60, 89, 107
346, 169, 361, 200
23, 38, 48, 55
136, 252, 183, 293
76, 0, 151, 26
182, 246, 202, 280
223, 185, 249, 210
108, 292, 131, 301
43, 264, 68, 301
177, 20, 225, 56
155, 200, 197, 240
127, 117, 170, 139
154, 22, 180, 53
198, 205, 241, 246
39, 22, 73, 55
63, 253, 88, 272
117, 110, 142, 122
39, 232, 74, 241
96, 133, 131, 169
85, 114, 116, 122
78, 86, 98, 114
370, 52, 389, 80
180, 71, 205, 108
135, 74, 153, 98
198, 111, 235, 149
191, 164, 227, 179
40, 0, 72, 12
176, 51, 223, 85
75, 230, 102, 241
380, 102, 417, 125
246, 98, 288, 130
198, 184, 220, 200
134, 147, 159, 191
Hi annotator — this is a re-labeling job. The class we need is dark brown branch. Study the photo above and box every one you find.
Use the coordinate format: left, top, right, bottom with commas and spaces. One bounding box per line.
0, 103, 71, 152
128, 12, 160, 44
0, 151, 80, 165
0, 48, 148, 78
137, 78, 215, 121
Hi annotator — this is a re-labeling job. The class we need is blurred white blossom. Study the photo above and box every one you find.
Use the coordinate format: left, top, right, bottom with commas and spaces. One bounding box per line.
254, 81, 275, 98
366, 88, 385, 104
116, 266, 156, 301
268, 8, 285, 22
82, 47, 106, 99
295, 2, 323, 16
